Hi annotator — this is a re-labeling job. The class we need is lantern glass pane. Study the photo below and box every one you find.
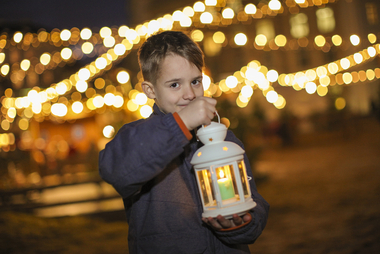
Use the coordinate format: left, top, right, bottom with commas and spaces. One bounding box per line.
197, 169, 216, 207
238, 160, 250, 197
215, 165, 238, 201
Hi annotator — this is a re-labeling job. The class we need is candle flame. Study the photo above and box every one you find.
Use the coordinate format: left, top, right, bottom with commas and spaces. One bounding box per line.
219, 169, 225, 179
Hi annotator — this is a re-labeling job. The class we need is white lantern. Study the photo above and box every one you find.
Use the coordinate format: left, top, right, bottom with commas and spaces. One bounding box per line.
191, 117, 256, 219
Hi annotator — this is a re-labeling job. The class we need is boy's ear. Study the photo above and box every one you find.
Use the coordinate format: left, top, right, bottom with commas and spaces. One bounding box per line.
141, 81, 156, 99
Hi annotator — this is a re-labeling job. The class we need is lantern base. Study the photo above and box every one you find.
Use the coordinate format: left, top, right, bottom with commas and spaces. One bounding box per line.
202, 198, 256, 219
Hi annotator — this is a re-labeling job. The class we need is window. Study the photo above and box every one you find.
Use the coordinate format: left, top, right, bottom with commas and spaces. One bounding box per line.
290, 13, 309, 38
256, 19, 275, 41
366, 2, 379, 25
316, 7, 335, 33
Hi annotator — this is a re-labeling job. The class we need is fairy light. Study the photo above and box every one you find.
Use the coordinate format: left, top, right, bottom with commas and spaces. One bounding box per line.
2, 0, 380, 135
244, 4, 257, 14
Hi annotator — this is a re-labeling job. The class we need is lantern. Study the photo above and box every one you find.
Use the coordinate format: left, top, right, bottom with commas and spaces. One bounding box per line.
191, 117, 256, 219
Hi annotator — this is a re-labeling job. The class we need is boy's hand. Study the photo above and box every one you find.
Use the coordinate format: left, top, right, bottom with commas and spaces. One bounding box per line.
177, 97, 217, 130
202, 213, 251, 231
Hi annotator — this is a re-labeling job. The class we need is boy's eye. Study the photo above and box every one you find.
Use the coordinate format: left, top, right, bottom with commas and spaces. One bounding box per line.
192, 79, 201, 86
170, 83, 180, 88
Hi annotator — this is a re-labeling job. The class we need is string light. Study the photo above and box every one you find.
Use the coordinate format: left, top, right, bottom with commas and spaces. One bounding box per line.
1, 0, 378, 136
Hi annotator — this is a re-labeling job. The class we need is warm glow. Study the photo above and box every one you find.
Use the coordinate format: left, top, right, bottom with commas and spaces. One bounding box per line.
100, 27, 112, 38
193, 1, 205, 12
255, 34, 267, 46
51, 103, 68, 117
13, 32, 23, 43
103, 125, 115, 138
1, 64, 10, 76
78, 68, 91, 81
235, 33, 247, 46
60, 29, 71, 41
202, 74, 211, 90
353, 53, 363, 64
222, 8, 234, 19
104, 93, 115, 106
314, 35, 326, 47
350, 34, 360, 46
82, 42, 94, 54
7, 107, 17, 118
0, 53, 5, 64
114, 95, 124, 108
93, 95, 105, 108
200, 12, 213, 24
368, 33, 377, 44
61, 48, 72, 60
20, 59, 31, 71
117, 70, 130, 84
80, 28, 92, 40
40, 53, 51, 65
205, 0, 217, 6
305, 82, 317, 94
56, 82, 68, 95
95, 57, 107, 69
275, 35, 287, 47
268, 0, 281, 11
267, 70, 279, 82
72, 101, 84, 114
134, 93, 148, 105
244, 4, 257, 14
191, 30, 204, 42
241, 85, 253, 97
76, 80, 88, 93
266, 91, 278, 103
183, 6, 194, 17
226, 76, 238, 88
332, 35, 342, 46
213, 32, 225, 44
180, 16, 192, 27
114, 44, 127, 55
172, 11, 184, 21
140, 105, 153, 118
317, 85, 328, 96
328, 62, 339, 74
19, 118, 29, 130
103, 36, 116, 48
335, 97, 346, 110
340, 58, 351, 70
367, 46, 377, 57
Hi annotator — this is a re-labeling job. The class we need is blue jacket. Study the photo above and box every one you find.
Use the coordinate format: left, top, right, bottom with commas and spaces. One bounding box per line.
99, 104, 269, 254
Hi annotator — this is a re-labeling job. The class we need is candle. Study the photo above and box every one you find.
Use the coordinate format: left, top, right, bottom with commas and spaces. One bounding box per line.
217, 177, 235, 200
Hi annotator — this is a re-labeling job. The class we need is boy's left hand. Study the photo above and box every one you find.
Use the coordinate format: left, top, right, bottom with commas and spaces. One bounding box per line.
202, 213, 251, 231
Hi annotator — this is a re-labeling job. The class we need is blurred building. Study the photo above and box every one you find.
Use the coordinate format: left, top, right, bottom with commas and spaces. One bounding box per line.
0, 0, 379, 195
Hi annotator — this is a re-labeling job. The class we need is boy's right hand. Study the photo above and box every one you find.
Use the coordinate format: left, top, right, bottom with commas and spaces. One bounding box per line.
177, 97, 217, 130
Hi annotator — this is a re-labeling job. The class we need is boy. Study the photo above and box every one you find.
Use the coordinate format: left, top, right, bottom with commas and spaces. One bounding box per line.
99, 31, 269, 253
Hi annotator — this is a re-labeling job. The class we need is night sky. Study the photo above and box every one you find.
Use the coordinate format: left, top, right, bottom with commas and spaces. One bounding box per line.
0, 0, 130, 31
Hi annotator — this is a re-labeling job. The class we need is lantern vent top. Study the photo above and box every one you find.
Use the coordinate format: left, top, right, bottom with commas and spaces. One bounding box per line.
197, 122, 227, 145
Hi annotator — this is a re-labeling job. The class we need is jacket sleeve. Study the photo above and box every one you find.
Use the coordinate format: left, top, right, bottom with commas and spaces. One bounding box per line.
98, 113, 190, 199
213, 131, 270, 245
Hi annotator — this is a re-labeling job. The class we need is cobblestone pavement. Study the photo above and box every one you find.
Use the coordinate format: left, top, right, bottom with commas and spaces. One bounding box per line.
249, 117, 380, 254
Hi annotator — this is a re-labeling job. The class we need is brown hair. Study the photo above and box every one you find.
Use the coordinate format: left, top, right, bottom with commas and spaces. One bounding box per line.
138, 31, 204, 84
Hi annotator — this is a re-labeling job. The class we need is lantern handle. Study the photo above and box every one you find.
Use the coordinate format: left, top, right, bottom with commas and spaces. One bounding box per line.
202, 111, 220, 128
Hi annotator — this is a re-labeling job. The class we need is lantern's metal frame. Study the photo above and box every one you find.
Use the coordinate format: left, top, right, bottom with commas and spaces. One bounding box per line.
191, 114, 256, 219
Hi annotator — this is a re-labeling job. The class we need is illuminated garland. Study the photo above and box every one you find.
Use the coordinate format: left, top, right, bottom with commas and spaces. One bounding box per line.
0, 0, 376, 148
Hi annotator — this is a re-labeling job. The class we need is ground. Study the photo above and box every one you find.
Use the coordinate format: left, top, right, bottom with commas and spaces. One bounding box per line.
1, 116, 380, 254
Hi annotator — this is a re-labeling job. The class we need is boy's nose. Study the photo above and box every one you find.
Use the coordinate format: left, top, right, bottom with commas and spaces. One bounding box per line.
183, 85, 196, 100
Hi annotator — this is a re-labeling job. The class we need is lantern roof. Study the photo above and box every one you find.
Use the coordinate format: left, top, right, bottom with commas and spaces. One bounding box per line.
191, 122, 245, 166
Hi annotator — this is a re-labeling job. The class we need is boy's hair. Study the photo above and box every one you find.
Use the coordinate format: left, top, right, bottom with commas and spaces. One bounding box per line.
138, 31, 204, 84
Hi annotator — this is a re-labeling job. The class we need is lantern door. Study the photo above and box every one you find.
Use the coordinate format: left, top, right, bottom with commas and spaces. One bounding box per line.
237, 160, 252, 198
214, 164, 240, 206
196, 169, 217, 209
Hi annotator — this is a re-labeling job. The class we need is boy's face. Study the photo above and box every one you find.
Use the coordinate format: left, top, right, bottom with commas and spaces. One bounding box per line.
143, 54, 204, 114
